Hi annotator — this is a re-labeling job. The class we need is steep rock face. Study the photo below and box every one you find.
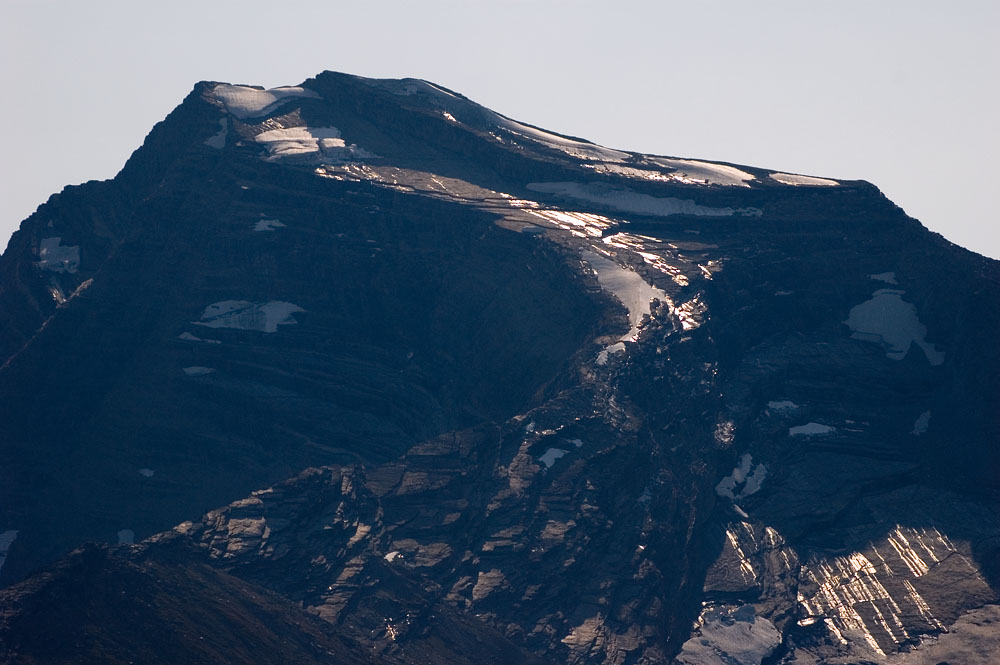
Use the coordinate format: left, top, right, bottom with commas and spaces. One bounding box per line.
1, 72, 998, 664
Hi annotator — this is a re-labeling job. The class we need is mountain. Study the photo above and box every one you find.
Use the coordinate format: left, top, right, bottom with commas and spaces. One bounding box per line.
1, 71, 998, 665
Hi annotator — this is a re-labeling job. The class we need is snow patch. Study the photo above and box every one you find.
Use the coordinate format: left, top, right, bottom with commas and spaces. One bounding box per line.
677, 604, 781, 665
194, 300, 304, 333
538, 448, 569, 469
789, 422, 836, 437
716, 454, 768, 500
768, 172, 839, 186
117, 529, 135, 545
528, 182, 760, 217
182, 366, 215, 377
646, 157, 756, 187
584, 251, 670, 365
740, 464, 767, 498
178, 332, 221, 344
911, 410, 931, 436
384, 551, 402, 563
254, 218, 286, 232
204, 118, 227, 148
869, 271, 898, 285
596, 341, 626, 366
37, 237, 80, 273
767, 400, 799, 413
0, 530, 18, 574
254, 126, 376, 163
845, 289, 945, 365
138, 468, 155, 478
213, 84, 320, 119
566, 438, 584, 448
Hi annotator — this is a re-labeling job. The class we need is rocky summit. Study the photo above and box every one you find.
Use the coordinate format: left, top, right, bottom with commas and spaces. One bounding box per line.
0, 71, 998, 665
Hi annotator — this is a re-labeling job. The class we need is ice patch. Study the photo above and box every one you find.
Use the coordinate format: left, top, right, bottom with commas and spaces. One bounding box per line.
0, 530, 18, 573
193, 300, 304, 333
182, 366, 215, 377
845, 289, 945, 365
538, 448, 569, 469
716, 454, 752, 499
740, 464, 767, 498
117, 529, 135, 545
254, 126, 376, 163
911, 410, 931, 435
384, 551, 402, 563
768, 172, 839, 186
37, 237, 80, 273
677, 604, 781, 665
596, 341, 626, 365
584, 251, 670, 363
869, 272, 898, 285
177, 332, 221, 344
566, 438, 584, 448
138, 468, 155, 477
528, 182, 760, 217
789, 422, 835, 437
254, 218, 286, 232
767, 400, 799, 412
213, 84, 320, 119
716, 454, 768, 500
646, 157, 756, 187
204, 118, 227, 148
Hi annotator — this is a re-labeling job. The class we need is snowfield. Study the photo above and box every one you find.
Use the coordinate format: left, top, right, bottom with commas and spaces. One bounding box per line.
213, 84, 320, 119
528, 182, 761, 217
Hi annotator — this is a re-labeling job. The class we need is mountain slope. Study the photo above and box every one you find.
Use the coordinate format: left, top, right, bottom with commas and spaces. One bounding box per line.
1, 71, 998, 664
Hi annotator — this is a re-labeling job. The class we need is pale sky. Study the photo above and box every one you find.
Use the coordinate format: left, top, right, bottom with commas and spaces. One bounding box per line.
2, 0, 997, 257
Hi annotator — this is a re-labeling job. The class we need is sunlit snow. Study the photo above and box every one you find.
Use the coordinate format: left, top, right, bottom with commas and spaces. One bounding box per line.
252, 126, 374, 163
646, 157, 756, 187
768, 172, 839, 186
528, 182, 760, 217
213, 84, 320, 119
584, 250, 669, 342
845, 289, 945, 365
193, 300, 304, 333
37, 237, 80, 273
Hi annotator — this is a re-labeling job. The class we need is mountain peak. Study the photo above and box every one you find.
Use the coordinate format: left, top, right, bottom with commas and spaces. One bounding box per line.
1, 70, 998, 665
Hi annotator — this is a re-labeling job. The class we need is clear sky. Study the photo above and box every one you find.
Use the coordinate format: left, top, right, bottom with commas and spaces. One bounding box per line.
2, 0, 997, 257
